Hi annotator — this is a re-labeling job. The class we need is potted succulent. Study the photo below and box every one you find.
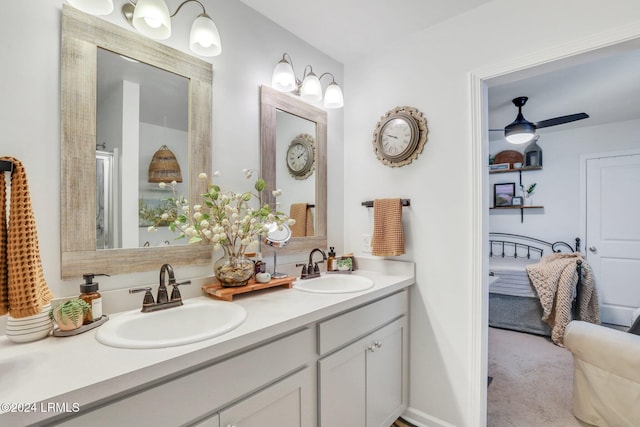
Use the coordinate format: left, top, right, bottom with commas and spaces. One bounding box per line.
521, 183, 537, 206
49, 299, 91, 331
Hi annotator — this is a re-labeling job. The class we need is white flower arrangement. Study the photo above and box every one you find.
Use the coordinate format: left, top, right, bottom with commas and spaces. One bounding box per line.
149, 170, 294, 258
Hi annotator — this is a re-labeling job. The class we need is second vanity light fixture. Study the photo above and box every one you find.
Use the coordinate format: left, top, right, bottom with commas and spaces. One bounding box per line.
122, 0, 222, 57
272, 53, 344, 109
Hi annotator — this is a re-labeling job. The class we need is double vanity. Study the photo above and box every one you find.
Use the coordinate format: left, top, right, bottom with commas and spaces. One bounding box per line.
28, 8, 412, 427
0, 258, 414, 426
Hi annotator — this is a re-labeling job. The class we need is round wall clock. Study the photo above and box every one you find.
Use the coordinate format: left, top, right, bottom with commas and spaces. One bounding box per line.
286, 133, 316, 180
372, 106, 428, 167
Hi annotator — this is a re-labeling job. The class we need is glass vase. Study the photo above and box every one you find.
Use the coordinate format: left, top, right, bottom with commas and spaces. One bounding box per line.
214, 251, 254, 287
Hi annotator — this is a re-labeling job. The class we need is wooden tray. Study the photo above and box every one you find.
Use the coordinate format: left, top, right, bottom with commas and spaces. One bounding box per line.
202, 276, 295, 301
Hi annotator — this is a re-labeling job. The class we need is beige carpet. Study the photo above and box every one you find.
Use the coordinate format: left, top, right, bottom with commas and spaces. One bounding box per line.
487, 327, 593, 427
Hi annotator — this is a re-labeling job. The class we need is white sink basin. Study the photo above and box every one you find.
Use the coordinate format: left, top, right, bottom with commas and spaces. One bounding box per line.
96, 298, 247, 349
293, 274, 374, 294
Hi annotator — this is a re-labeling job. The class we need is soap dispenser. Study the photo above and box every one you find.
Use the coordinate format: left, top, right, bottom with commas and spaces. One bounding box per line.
327, 247, 337, 272
79, 273, 108, 324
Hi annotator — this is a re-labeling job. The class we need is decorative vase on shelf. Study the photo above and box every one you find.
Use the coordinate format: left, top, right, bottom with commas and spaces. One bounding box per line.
214, 251, 254, 287
525, 197, 534, 206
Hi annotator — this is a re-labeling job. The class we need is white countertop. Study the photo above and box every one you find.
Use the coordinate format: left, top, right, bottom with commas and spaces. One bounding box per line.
0, 259, 414, 425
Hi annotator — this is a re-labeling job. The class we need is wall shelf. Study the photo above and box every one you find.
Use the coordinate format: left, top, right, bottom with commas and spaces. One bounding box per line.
490, 205, 544, 222
490, 165, 542, 222
489, 166, 542, 174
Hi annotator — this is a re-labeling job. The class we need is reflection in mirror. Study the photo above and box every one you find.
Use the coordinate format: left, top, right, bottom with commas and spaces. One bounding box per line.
96, 48, 189, 249
260, 86, 327, 256
61, 5, 211, 279
275, 110, 316, 237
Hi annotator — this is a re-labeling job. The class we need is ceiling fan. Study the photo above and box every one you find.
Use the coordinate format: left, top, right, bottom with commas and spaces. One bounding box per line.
490, 96, 589, 144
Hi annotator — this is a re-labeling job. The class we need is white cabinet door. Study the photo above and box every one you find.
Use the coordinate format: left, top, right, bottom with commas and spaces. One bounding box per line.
367, 319, 407, 427
318, 338, 367, 426
319, 317, 407, 427
219, 368, 314, 427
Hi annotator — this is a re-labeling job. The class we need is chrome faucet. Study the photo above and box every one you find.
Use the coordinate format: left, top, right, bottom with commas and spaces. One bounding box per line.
130, 264, 191, 312
298, 248, 327, 279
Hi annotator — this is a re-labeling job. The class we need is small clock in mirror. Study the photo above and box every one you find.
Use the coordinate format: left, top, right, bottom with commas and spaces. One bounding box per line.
373, 106, 428, 167
286, 133, 316, 179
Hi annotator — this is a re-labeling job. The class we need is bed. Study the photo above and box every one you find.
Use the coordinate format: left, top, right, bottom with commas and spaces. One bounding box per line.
488, 233, 582, 336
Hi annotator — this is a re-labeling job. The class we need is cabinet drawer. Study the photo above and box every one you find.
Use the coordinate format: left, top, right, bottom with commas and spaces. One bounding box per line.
62, 327, 313, 426
317, 289, 407, 355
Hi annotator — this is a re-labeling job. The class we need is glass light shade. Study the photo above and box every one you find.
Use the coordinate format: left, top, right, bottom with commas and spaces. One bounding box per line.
505, 114, 536, 144
323, 83, 344, 109
272, 60, 296, 92
505, 132, 535, 144
132, 0, 171, 40
190, 15, 222, 57
67, 0, 113, 15
300, 73, 322, 102
505, 123, 536, 144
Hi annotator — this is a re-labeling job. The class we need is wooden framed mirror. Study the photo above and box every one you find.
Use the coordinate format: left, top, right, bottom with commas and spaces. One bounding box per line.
260, 86, 327, 256
60, 5, 212, 279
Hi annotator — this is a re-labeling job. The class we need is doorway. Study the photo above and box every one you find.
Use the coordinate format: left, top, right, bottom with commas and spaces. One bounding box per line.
470, 31, 640, 426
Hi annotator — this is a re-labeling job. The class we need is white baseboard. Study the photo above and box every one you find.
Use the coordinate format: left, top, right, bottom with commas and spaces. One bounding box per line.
402, 407, 457, 427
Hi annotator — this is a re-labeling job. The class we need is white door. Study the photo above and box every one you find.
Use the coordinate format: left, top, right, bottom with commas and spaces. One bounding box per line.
586, 153, 640, 326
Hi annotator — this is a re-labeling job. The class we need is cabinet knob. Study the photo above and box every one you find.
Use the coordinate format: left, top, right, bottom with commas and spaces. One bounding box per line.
367, 345, 376, 352
375, 341, 383, 348
589, 246, 597, 253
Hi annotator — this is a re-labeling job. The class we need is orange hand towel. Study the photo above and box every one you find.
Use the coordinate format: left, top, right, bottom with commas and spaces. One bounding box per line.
371, 198, 405, 256
289, 203, 314, 238
0, 156, 54, 318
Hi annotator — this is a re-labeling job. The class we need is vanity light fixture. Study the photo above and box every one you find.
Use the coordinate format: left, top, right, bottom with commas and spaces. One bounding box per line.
121, 0, 222, 57
272, 53, 344, 109
66, 0, 114, 15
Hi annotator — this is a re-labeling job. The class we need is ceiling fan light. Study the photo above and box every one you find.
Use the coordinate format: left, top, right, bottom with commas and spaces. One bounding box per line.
67, 0, 114, 15
132, 0, 171, 40
272, 58, 296, 92
505, 131, 535, 144
505, 121, 536, 144
190, 14, 222, 57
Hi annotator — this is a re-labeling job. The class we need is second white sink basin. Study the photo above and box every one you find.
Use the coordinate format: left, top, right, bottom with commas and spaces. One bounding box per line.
293, 274, 374, 294
96, 298, 247, 349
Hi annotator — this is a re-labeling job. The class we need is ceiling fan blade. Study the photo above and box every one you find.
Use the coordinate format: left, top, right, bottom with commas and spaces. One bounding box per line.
534, 113, 589, 129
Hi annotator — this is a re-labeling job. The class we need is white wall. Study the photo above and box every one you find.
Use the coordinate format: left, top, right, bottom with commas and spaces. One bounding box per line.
343, 1, 640, 425
0, 0, 343, 296
489, 119, 640, 244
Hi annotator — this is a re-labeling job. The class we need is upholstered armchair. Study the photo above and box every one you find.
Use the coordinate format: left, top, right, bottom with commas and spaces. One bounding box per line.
564, 318, 640, 426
